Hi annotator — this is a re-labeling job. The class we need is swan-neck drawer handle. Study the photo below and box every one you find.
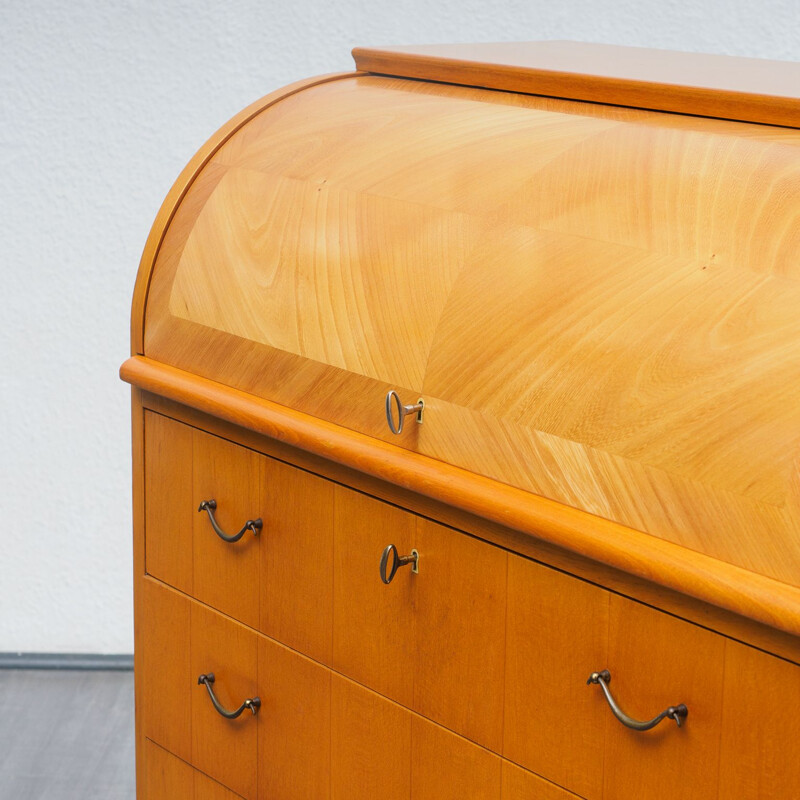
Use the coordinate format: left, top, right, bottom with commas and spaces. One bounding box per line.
198, 499, 262, 543
385, 390, 424, 435
587, 670, 688, 731
197, 673, 260, 719
380, 544, 419, 584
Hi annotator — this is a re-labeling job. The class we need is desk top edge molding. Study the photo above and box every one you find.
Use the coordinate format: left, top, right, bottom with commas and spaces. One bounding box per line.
352, 41, 800, 129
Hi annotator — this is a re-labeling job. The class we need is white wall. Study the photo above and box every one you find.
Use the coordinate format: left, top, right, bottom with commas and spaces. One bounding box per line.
1, 0, 797, 653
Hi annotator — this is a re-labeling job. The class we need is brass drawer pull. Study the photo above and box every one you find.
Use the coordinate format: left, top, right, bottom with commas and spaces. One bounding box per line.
380, 544, 419, 584
385, 390, 424, 435
587, 670, 688, 730
197, 673, 261, 719
198, 499, 262, 543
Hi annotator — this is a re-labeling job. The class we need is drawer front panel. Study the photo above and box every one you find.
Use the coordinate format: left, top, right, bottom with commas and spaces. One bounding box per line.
501, 760, 579, 800
602, 596, 725, 800
144, 739, 244, 799
144, 413, 335, 662
258, 634, 331, 799
193, 428, 263, 629
332, 485, 507, 751
504, 554, 608, 798
141, 579, 259, 799
145, 412, 193, 596
333, 487, 416, 706
331, 672, 412, 800
719, 641, 800, 798
142, 578, 192, 763
331, 673, 513, 800
260, 457, 334, 666
190, 601, 259, 799
144, 413, 263, 628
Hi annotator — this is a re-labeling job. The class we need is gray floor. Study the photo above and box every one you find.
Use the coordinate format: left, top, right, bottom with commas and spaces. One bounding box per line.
0, 670, 135, 799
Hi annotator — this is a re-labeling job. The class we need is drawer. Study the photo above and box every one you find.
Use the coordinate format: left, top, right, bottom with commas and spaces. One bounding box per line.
144, 412, 334, 662
145, 412, 262, 628
143, 574, 568, 800
332, 485, 507, 752
142, 579, 259, 799
719, 641, 800, 798
600, 596, 725, 800
504, 554, 608, 797
142, 577, 332, 800
505, 555, 727, 799
143, 739, 243, 799
331, 672, 570, 800
332, 673, 505, 800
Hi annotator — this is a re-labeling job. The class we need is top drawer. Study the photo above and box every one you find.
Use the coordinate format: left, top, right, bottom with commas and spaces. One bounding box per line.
144, 411, 334, 664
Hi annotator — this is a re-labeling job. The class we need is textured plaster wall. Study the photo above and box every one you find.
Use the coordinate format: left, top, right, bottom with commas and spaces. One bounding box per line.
1, 0, 798, 653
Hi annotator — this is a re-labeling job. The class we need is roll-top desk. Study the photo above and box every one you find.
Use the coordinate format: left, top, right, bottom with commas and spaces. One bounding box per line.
121, 42, 800, 799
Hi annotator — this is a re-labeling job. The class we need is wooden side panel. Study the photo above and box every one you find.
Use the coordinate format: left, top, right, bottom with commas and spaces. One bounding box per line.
132, 387, 147, 796
258, 635, 332, 800
144, 739, 193, 800
261, 459, 334, 665
411, 716, 501, 800
142, 580, 192, 763
501, 760, 577, 800
144, 412, 193, 594
331, 674, 412, 800
503, 556, 607, 798
414, 518, 507, 751
190, 602, 259, 799
192, 429, 262, 629
602, 596, 725, 800
719, 642, 800, 797
333, 486, 416, 707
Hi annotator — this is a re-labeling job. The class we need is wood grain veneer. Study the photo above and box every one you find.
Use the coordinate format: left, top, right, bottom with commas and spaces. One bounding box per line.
136, 71, 800, 595
192, 429, 262, 629
131, 72, 355, 355
352, 41, 800, 129
258, 635, 331, 799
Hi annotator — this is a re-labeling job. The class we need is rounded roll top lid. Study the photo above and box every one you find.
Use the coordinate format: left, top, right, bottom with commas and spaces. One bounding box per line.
138, 49, 800, 589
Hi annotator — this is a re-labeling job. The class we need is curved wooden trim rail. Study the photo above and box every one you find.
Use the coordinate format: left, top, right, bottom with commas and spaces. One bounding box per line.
121, 355, 800, 638
130, 71, 357, 355
353, 42, 800, 129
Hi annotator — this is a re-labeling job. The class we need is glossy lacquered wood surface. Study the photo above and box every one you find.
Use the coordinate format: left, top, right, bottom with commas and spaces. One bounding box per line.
123, 358, 800, 639
130, 72, 354, 355
136, 72, 800, 594
353, 41, 800, 128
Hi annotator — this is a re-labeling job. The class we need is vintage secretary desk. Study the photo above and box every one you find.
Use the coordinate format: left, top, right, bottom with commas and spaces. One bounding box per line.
121, 42, 800, 798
